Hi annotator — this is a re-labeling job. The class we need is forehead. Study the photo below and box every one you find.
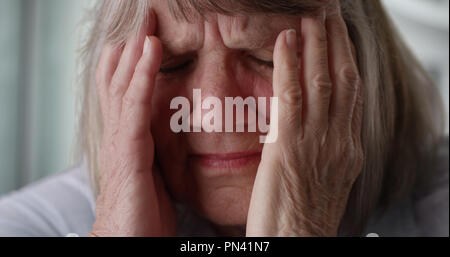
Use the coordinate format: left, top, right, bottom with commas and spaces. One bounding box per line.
151, 0, 301, 54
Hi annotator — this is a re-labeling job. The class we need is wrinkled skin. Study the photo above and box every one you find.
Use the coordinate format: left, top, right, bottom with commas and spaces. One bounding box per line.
90, 0, 364, 237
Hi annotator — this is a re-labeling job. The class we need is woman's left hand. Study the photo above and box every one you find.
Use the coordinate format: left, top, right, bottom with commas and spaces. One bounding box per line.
246, 1, 364, 237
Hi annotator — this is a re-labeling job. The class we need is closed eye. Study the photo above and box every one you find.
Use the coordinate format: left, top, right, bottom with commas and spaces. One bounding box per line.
249, 55, 274, 68
159, 60, 193, 74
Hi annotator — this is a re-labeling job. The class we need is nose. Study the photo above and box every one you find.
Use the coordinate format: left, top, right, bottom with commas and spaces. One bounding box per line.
186, 19, 242, 132
184, 21, 258, 133
186, 19, 239, 101
187, 51, 241, 132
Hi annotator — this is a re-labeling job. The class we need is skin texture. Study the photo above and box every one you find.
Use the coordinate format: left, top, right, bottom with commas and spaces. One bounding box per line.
90, 0, 364, 237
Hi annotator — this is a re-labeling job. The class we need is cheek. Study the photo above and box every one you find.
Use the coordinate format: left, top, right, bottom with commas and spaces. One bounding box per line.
151, 80, 173, 136
234, 62, 273, 99
150, 78, 187, 152
150, 79, 191, 198
234, 63, 274, 121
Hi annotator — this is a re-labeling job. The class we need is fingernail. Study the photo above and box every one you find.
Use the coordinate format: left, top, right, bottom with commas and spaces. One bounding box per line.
143, 36, 151, 54
286, 29, 297, 50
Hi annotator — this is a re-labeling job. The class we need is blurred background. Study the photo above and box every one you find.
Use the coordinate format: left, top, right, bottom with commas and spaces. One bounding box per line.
0, 0, 448, 195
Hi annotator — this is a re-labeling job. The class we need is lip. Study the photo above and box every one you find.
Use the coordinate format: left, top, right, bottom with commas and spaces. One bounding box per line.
188, 151, 262, 169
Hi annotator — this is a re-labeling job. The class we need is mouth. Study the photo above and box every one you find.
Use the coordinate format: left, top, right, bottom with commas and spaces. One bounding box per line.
188, 151, 262, 169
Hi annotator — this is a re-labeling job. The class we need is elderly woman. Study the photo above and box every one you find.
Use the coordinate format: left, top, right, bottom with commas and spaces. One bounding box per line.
0, 0, 448, 237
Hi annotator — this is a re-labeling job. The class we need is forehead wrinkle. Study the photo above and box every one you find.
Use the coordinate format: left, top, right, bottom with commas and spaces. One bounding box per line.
160, 37, 197, 56
158, 22, 204, 57
218, 15, 276, 50
153, 0, 203, 60
159, 14, 295, 59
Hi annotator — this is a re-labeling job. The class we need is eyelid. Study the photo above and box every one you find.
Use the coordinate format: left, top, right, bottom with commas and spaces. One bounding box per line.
245, 49, 273, 69
161, 51, 196, 66
249, 55, 274, 68
159, 53, 196, 74
160, 56, 182, 68
247, 49, 273, 61
159, 60, 193, 74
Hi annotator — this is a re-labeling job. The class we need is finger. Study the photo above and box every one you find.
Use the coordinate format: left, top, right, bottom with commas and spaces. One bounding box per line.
348, 32, 363, 144
120, 36, 162, 140
351, 77, 363, 145
273, 29, 302, 139
108, 10, 156, 127
301, 10, 332, 136
326, 0, 361, 136
96, 44, 122, 118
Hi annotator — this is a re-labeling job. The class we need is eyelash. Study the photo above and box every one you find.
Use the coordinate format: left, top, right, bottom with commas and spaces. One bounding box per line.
159, 60, 193, 74
249, 56, 274, 69
158, 56, 274, 75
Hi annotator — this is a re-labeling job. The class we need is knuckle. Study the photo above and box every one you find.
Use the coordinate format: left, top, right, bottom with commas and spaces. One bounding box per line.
339, 65, 360, 85
314, 28, 328, 44
311, 74, 332, 95
351, 148, 365, 175
280, 84, 302, 105
121, 94, 135, 110
308, 125, 328, 141
108, 77, 126, 98
355, 93, 364, 110
105, 125, 120, 141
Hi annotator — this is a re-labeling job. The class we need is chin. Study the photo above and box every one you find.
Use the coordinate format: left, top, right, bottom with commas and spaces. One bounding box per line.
189, 158, 259, 226
194, 185, 253, 226
159, 134, 262, 226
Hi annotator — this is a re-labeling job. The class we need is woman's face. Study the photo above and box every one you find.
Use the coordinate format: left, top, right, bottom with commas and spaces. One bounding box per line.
150, 1, 301, 226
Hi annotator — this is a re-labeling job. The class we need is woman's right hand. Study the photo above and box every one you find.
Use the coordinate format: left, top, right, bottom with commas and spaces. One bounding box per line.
89, 10, 177, 237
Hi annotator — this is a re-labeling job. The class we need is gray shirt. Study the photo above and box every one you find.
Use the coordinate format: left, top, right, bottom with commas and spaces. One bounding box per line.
0, 141, 447, 237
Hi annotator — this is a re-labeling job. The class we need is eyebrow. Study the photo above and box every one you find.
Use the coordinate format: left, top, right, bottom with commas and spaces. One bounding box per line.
159, 34, 275, 62
229, 35, 275, 50
157, 14, 282, 62
159, 42, 198, 65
